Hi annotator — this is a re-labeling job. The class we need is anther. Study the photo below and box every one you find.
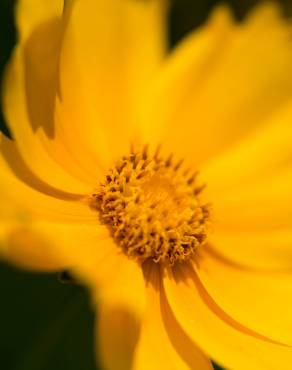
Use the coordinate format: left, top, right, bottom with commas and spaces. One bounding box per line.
174, 158, 184, 171
187, 171, 199, 185
91, 146, 210, 265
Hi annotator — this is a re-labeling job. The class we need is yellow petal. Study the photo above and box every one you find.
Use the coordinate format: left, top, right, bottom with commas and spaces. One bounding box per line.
164, 263, 292, 370
52, 228, 145, 316
95, 256, 145, 370
97, 306, 141, 370
15, 0, 63, 134
0, 133, 84, 200
16, 0, 63, 41
195, 247, 292, 345
0, 135, 94, 222
0, 224, 66, 271
4, 0, 94, 192
0, 160, 97, 270
59, 0, 168, 167
21, 13, 106, 184
0, 222, 106, 272
132, 262, 212, 370
209, 230, 292, 272
213, 169, 292, 231
139, 5, 233, 150
144, 3, 292, 166
202, 107, 292, 270
202, 102, 292, 199
3, 45, 92, 193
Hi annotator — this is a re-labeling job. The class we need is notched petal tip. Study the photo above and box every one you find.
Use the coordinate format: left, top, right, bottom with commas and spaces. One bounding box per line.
208, 4, 235, 28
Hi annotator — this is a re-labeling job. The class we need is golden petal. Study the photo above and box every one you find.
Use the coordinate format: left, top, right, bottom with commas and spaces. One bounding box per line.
143, 3, 292, 168
195, 247, 292, 345
164, 262, 292, 370
95, 254, 146, 370
3, 46, 92, 192
16, 0, 63, 41
132, 262, 212, 370
58, 0, 168, 168
213, 168, 292, 231
209, 230, 292, 272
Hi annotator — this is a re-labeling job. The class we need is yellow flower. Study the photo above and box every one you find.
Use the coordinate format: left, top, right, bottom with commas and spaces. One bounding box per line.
1, 0, 292, 369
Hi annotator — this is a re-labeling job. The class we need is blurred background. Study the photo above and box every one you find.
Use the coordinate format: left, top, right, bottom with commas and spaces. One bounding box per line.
0, 0, 291, 369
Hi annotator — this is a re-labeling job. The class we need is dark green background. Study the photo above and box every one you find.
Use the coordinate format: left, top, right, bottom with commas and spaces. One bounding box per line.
0, 1, 290, 369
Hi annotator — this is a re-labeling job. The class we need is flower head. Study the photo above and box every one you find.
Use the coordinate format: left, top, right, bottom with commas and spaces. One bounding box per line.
1, 1, 292, 369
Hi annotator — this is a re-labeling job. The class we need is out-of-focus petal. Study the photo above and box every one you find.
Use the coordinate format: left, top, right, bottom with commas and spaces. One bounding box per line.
16, 0, 63, 40
0, 222, 107, 272
97, 306, 141, 370
95, 256, 145, 370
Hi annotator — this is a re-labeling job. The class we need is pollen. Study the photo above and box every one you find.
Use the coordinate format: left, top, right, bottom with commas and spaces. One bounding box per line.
90, 146, 210, 265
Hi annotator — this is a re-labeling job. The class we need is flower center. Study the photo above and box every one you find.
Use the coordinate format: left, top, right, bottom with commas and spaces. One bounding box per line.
91, 146, 210, 265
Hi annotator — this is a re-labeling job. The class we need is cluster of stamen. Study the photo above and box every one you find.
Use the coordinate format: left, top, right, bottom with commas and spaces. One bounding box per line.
90, 146, 210, 265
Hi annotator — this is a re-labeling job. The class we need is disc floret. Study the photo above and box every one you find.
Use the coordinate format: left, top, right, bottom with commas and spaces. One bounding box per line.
91, 146, 210, 265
